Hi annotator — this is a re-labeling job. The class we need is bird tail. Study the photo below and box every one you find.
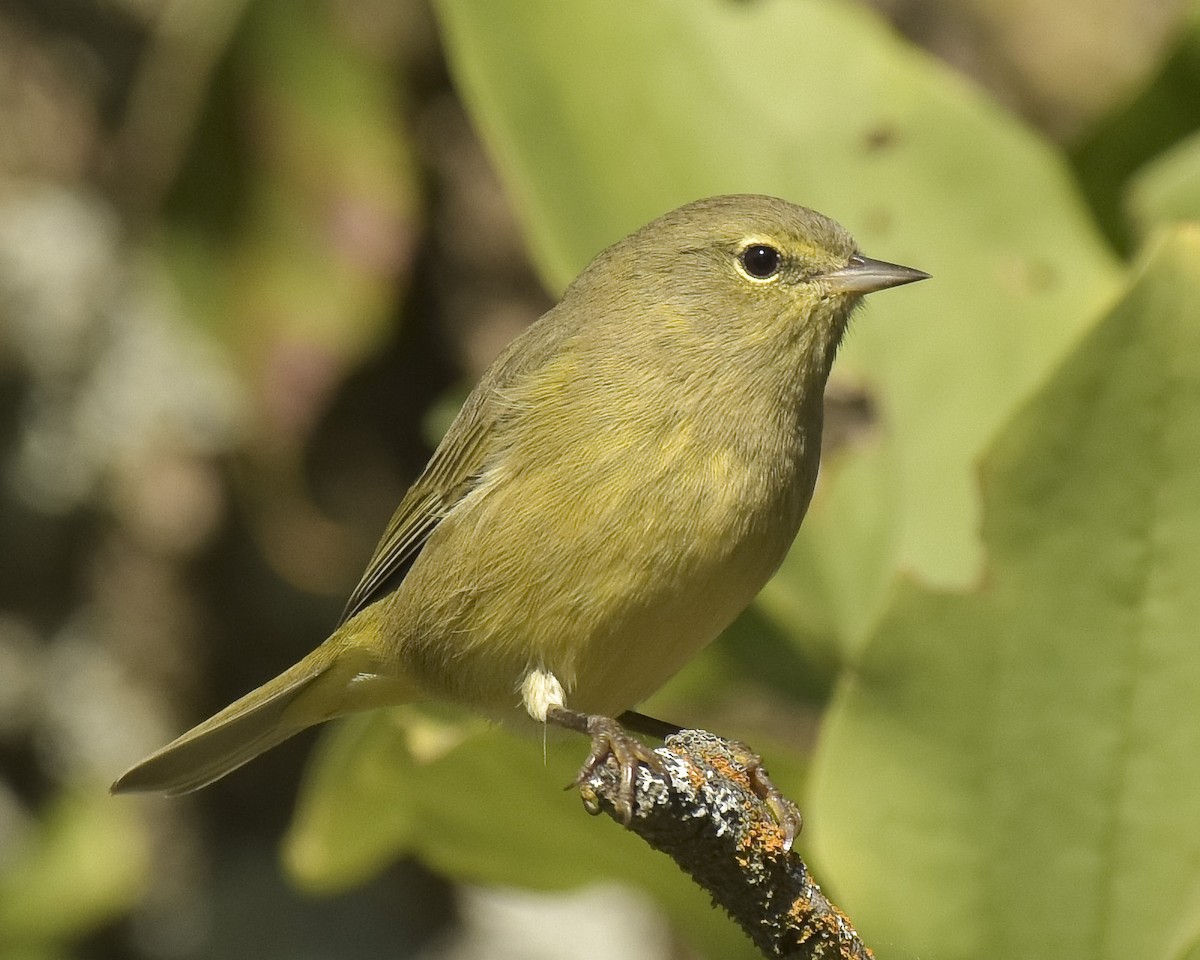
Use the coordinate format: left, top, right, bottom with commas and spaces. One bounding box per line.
111, 637, 410, 796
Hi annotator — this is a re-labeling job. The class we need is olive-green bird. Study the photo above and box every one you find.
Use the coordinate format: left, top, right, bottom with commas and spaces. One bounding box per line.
113, 195, 927, 811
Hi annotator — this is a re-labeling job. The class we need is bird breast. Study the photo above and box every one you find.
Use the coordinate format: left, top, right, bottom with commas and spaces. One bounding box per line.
389, 385, 820, 721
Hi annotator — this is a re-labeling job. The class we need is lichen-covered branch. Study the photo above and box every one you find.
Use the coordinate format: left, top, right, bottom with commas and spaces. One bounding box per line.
576, 729, 873, 960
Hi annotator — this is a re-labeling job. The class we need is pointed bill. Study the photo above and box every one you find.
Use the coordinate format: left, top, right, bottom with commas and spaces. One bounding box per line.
824, 254, 930, 295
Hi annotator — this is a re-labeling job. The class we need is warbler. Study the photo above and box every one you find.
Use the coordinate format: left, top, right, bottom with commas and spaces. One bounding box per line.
113, 195, 927, 815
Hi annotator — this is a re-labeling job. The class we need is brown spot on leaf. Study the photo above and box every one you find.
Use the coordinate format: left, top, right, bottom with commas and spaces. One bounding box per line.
863, 123, 899, 152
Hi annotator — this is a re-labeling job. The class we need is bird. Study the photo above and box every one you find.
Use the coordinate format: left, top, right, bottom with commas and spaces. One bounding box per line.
112, 194, 928, 821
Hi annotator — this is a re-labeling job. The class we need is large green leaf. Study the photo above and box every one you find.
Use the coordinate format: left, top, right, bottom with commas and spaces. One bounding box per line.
807, 226, 1200, 959
434, 0, 1120, 656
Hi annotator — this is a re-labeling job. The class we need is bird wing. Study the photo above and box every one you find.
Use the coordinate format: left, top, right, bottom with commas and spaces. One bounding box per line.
336, 408, 491, 625
336, 304, 573, 626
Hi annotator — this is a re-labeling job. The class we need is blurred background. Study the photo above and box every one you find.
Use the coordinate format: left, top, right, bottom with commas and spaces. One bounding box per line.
2, 1, 1199, 959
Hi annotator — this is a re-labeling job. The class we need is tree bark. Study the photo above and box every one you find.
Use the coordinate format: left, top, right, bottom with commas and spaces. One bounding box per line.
577, 729, 874, 960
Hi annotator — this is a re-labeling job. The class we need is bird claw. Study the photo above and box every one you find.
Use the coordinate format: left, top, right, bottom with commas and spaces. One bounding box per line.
549, 707, 797, 843
745, 755, 803, 851
574, 714, 662, 824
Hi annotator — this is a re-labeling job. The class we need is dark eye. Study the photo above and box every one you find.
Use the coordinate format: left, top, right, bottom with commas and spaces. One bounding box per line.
740, 244, 781, 279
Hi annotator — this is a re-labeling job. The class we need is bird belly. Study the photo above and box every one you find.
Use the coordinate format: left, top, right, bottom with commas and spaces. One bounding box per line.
382, 434, 811, 724
561, 531, 783, 716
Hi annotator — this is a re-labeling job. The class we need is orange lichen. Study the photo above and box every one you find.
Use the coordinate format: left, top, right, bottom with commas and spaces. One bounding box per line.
785, 897, 875, 960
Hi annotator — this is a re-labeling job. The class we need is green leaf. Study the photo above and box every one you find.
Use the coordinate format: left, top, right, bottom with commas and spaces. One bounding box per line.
807, 225, 1200, 960
1128, 127, 1200, 229
0, 788, 148, 949
888, 0, 1193, 140
1071, 7, 1200, 249
285, 707, 801, 959
1173, 929, 1200, 960
433, 0, 1120, 656
165, 0, 420, 428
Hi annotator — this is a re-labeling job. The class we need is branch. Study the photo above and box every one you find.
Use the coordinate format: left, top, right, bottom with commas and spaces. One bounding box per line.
576, 729, 874, 960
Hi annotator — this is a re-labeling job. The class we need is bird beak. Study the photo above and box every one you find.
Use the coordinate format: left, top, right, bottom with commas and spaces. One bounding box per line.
823, 254, 930, 294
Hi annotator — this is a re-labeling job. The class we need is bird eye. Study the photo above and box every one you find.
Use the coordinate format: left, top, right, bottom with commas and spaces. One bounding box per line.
739, 244, 782, 280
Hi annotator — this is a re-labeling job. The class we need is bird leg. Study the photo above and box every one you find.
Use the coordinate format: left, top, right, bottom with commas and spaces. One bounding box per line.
617, 710, 682, 740
545, 705, 663, 824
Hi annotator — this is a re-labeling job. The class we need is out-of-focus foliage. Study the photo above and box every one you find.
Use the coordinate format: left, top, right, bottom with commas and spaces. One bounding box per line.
0, 790, 147, 954
284, 709, 772, 958
3, 0, 1200, 958
169, 0, 420, 420
1070, 7, 1200, 248
878, 0, 1189, 138
1, 2, 461, 958
1129, 128, 1200, 228
810, 226, 1200, 960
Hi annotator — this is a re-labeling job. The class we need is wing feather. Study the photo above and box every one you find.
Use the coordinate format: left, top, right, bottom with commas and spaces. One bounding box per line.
336, 301, 578, 625
337, 411, 491, 625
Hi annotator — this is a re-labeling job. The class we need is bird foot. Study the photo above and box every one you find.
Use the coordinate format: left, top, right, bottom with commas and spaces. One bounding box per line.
546, 707, 662, 824
744, 753, 803, 851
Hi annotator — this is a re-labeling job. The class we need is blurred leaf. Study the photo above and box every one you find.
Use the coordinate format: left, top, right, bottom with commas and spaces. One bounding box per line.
1071, 6, 1200, 249
1171, 895, 1200, 960
167, 0, 421, 440
285, 707, 805, 959
1172, 887, 1200, 960
159, 0, 426, 597
917, 0, 1190, 139
807, 226, 1200, 959
0, 788, 148, 950
760, 439, 899, 667
1174, 927, 1200, 960
434, 0, 1120, 662
1128, 127, 1200, 228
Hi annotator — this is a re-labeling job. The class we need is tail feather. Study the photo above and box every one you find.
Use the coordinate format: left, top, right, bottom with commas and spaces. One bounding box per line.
112, 657, 331, 796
